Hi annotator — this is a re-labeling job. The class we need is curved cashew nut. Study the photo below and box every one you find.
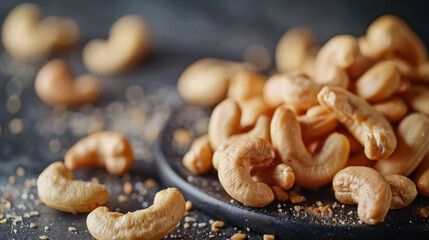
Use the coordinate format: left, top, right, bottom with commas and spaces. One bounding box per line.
37, 162, 109, 213
238, 96, 272, 128
35, 59, 100, 107
178, 58, 254, 106
1, 3, 80, 61
83, 15, 150, 75
65, 131, 134, 175
271, 106, 349, 187
333, 166, 392, 225
373, 97, 408, 123
413, 154, 429, 196
298, 105, 339, 143
385, 175, 417, 210
356, 61, 401, 102
183, 134, 213, 175
87, 188, 185, 240
227, 71, 266, 101
402, 84, 429, 116
218, 138, 275, 207
373, 113, 429, 176
251, 163, 295, 190
317, 86, 397, 160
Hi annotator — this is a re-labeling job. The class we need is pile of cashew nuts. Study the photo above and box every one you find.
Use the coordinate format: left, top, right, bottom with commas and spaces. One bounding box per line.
179, 15, 429, 225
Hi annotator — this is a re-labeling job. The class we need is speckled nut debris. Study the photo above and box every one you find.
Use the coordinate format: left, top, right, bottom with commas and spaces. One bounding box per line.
83, 15, 150, 75
385, 175, 417, 209
271, 106, 349, 187
317, 86, 397, 160
333, 166, 392, 225
37, 162, 109, 213
1, 3, 79, 61
183, 134, 213, 174
34, 59, 100, 107
87, 188, 185, 240
218, 138, 276, 207
65, 131, 134, 175
413, 154, 429, 196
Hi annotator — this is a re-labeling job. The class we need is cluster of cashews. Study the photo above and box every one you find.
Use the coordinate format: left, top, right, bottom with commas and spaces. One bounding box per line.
179, 14, 429, 225
37, 131, 186, 240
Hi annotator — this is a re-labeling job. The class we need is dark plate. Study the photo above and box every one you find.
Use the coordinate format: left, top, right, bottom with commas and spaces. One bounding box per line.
155, 104, 429, 240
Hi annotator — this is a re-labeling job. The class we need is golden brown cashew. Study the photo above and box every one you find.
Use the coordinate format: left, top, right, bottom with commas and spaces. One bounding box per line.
373, 113, 429, 176
402, 84, 429, 116
252, 163, 295, 190
385, 175, 417, 209
37, 162, 109, 213
373, 97, 408, 123
65, 131, 134, 175
87, 188, 185, 240
413, 154, 429, 196
298, 105, 339, 143
333, 166, 391, 225
83, 15, 150, 75
1, 3, 80, 61
178, 58, 254, 106
317, 86, 397, 160
363, 15, 427, 66
35, 59, 100, 107
227, 71, 266, 101
218, 138, 275, 207
238, 96, 271, 128
183, 134, 213, 175
355, 61, 401, 102
271, 106, 349, 187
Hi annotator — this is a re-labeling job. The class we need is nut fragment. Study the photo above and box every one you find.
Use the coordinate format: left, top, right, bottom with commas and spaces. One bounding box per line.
183, 134, 213, 175
37, 162, 109, 213
333, 166, 391, 225
271, 186, 289, 202
413, 154, 429, 196
83, 15, 150, 75
385, 175, 417, 209
35, 59, 100, 107
87, 188, 185, 240
65, 131, 134, 175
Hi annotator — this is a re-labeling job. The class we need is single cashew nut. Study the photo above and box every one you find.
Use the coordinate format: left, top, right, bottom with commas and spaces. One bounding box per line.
373, 113, 429, 176
83, 15, 150, 75
1, 3, 80, 61
333, 166, 392, 225
317, 86, 397, 160
37, 162, 109, 213
385, 175, 417, 209
271, 106, 349, 187
183, 134, 213, 175
373, 97, 408, 123
251, 163, 295, 190
218, 138, 275, 207
227, 71, 266, 101
356, 61, 401, 102
402, 84, 429, 116
413, 154, 429, 196
298, 105, 339, 143
35, 59, 100, 107
238, 96, 271, 128
65, 131, 134, 175
87, 188, 185, 240
178, 58, 254, 106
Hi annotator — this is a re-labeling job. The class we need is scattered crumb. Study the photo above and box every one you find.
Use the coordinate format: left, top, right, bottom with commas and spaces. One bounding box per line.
39, 235, 48, 240
8, 176, 16, 184
246, 227, 250, 232
0, 218, 6, 224
348, 211, 353, 215
272, 186, 288, 201
25, 179, 35, 189
16, 167, 25, 176
183, 223, 190, 229
30, 223, 36, 228
419, 207, 429, 218
173, 128, 194, 145
68, 227, 77, 232
264, 234, 275, 240
45, 226, 49, 230
211, 220, 224, 233
118, 195, 128, 203
123, 182, 133, 195
230, 233, 246, 240
332, 218, 338, 223
185, 201, 193, 211
23, 213, 30, 218
144, 179, 156, 189
30, 211, 39, 217
294, 206, 302, 212
185, 216, 196, 223
315, 201, 323, 206
198, 222, 207, 228
208, 234, 215, 238
139, 188, 148, 196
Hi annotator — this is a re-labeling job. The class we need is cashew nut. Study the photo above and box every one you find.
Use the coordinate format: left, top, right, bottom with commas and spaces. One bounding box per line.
37, 162, 109, 213
373, 97, 408, 123
333, 166, 392, 225
65, 131, 134, 175
227, 71, 266, 101
413, 154, 429, 196
402, 84, 429, 116
385, 175, 417, 210
271, 106, 349, 187
238, 96, 271, 128
178, 58, 254, 106
87, 188, 185, 240
298, 105, 339, 143
373, 113, 429, 176
414, 62, 429, 83
34, 59, 100, 107
183, 134, 213, 174
1, 3, 80, 61
83, 15, 150, 75
355, 61, 401, 102
217, 138, 275, 207
317, 86, 397, 160
252, 163, 295, 190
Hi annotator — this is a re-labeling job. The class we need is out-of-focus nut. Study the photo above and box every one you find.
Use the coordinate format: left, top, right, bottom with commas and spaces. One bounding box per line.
298, 105, 339, 143
183, 135, 213, 175
413, 154, 429, 196
263, 74, 287, 108
238, 96, 271, 128
385, 175, 417, 209
226, 115, 271, 146
252, 163, 295, 190
402, 84, 429, 116
373, 97, 408, 123
227, 72, 266, 101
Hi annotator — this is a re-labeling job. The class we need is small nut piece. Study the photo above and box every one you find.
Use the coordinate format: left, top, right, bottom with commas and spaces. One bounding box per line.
65, 131, 134, 175
218, 138, 276, 207
83, 15, 150, 75
252, 163, 295, 190
87, 188, 185, 240
35, 59, 100, 107
374, 113, 429, 176
413, 154, 429, 196
318, 86, 397, 160
385, 175, 417, 209
2, 3, 80, 61
333, 166, 391, 225
373, 97, 408, 123
183, 135, 213, 175
37, 162, 109, 213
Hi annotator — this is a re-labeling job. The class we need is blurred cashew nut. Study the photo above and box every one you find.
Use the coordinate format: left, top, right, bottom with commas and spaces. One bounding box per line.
413, 154, 429, 196
227, 71, 266, 101
373, 97, 408, 123
385, 175, 417, 209
183, 134, 213, 175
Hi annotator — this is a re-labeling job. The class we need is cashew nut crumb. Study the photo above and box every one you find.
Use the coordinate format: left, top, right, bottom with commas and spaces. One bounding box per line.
0, 219, 6, 224
264, 234, 275, 240
16, 167, 25, 176
289, 191, 306, 204
145, 178, 156, 189
209, 234, 215, 238
184, 216, 196, 222
419, 207, 429, 218
123, 182, 133, 195
185, 201, 193, 211
24, 212, 30, 218
68, 227, 77, 232
294, 206, 302, 212
198, 223, 207, 228
39, 236, 48, 240
230, 233, 246, 240
44, 226, 49, 230
30, 223, 36, 228
25, 179, 35, 189
183, 223, 190, 229
211, 221, 224, 233
8, 176, 16, 184
30, 211, 39, 217
117, 194, 128, 203
173, 128, 194, 145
